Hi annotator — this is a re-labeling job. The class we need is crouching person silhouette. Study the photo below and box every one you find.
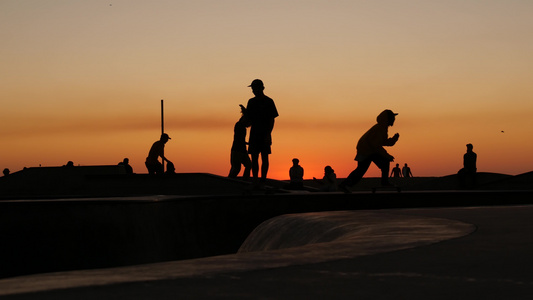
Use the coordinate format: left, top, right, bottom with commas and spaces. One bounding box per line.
145, 133, 172, 175
339, 109, 400, 193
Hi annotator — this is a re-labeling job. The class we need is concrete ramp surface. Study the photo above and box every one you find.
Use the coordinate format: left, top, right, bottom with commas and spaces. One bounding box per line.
239, 211, 475, 254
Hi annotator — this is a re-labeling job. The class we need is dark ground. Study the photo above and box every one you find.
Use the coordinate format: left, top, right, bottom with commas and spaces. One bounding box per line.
2, 205, 533, 299
1, 171, 532, 299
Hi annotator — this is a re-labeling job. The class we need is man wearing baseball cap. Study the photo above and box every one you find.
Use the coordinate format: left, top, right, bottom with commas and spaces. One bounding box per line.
145, 133, 173, 175
244, 79, 279, 186
339, 109, 400, 192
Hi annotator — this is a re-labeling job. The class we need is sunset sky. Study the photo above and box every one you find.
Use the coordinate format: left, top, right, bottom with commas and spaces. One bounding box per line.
1, 0, 532, 180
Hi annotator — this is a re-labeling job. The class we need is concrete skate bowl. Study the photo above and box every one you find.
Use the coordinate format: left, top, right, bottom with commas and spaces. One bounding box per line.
238, 211, 475, 265
0, 210, 476, 295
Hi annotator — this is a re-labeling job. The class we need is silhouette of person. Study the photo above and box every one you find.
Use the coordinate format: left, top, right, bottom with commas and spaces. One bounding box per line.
390, 163, 402, 178
3, 168, 10, 176
463, 144, 477, 173
313, 165, 338, 192
228, 105, 252, 178
339, 109, 400, 193
244, 79, 279, 186
289, 158, 304, 189
458, 143, 477, 187
402, 163, 413, 178
145, 133, 172, 175
166, 161, 176, 174
118, 158, 134, 174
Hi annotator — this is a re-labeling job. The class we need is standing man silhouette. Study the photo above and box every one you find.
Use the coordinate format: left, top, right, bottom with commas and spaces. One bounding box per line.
390, 163, 402, 178
245, 79, 279, 186
458, 143, 477, 187
402, 163, 413, 178
463, 144, 477, 173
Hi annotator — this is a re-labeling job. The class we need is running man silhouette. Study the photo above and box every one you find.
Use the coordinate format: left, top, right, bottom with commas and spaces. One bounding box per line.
339, 109, 400, 193
245, 79, 279, 186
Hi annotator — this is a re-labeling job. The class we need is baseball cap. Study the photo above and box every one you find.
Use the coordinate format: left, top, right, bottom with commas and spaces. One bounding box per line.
248, 79, 264, 88
385, 109, 398, 117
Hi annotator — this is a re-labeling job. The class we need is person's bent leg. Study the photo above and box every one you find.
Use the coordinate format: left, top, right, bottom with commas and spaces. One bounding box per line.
342, 159, 371, 187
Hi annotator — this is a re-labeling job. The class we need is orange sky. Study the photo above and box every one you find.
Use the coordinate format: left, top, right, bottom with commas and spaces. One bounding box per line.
1, 1, 533, 180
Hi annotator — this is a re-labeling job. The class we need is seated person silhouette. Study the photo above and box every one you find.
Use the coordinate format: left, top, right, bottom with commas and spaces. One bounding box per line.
166, 161, 176, 174
288, 158, 304, 190
313, 165, 338, 192
118, 158, 134, 174
339, 109, 400, 193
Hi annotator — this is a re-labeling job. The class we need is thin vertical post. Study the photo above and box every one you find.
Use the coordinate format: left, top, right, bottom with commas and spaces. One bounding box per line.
161, 99, 165, 173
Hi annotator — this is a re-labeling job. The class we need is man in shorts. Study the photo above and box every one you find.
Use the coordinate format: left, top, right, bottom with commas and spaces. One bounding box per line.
245, 79, 279, 185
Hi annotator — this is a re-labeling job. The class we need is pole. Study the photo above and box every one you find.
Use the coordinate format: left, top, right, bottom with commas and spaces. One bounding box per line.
161, 99, 165, 173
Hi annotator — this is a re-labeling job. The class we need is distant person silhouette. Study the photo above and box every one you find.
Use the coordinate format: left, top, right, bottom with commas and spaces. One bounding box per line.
228, 105, 252, 178
166, 161, 176, 174
289, 158, 304, 189
3, 168, 10, 176
145, 133, 172, 175
313, 165, 338, 192
458, 143, 477, 187
118, 158, 134, 174
339, 109, 400, 193
402, 163, 413, 178
390, 163, 402, 178
244, 79, 279, 186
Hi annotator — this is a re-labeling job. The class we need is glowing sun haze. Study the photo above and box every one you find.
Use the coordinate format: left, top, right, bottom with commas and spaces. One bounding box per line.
1, 0, 532, 180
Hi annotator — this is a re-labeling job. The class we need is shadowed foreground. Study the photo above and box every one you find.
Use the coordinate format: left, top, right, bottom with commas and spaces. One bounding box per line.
0, 210, 474, 297
1, 171, 533, 299
2, 206, 533, 299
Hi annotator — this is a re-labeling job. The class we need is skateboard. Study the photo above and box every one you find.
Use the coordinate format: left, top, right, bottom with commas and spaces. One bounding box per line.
371, 185, 401, 193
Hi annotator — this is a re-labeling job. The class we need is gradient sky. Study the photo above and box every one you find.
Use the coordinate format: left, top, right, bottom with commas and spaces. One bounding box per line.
1, 0, 532, 180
